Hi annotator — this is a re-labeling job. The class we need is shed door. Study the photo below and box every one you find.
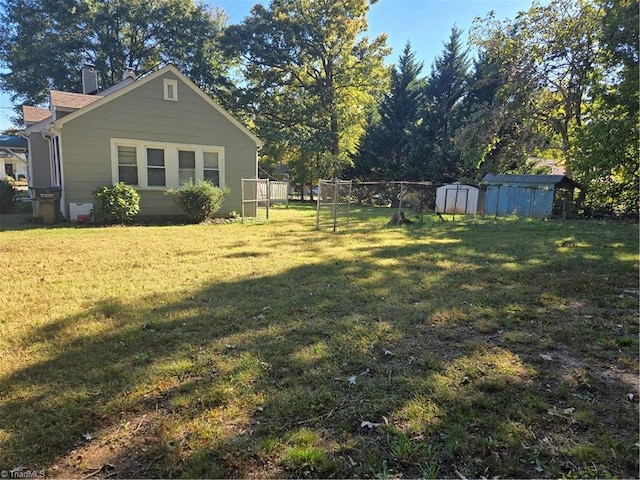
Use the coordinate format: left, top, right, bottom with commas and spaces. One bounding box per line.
505, 186, 519, 216
517, 187, 534, 217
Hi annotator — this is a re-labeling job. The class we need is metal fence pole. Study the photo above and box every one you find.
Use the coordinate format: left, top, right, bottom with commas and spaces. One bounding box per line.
241, 179, 245, 224
315, 180, 322, 230
465, 187, 470, 215
266, 179, 270, 220
347, 181, 352, 225
453, 185, 460, 222
444, 188, 448, 217
333, 177, 338, 233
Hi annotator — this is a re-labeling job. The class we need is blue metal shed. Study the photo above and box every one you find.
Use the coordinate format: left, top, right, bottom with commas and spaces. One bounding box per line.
482, 174, 580, 219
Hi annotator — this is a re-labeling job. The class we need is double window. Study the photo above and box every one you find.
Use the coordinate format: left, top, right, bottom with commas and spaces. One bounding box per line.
112, 139, 224, 189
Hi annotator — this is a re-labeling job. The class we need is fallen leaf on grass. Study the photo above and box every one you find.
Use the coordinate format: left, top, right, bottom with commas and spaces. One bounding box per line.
260, 362, 272, 371
547, 407, 575, 418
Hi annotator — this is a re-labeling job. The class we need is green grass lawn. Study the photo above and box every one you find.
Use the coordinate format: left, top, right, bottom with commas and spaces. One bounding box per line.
0, 205, 638, 479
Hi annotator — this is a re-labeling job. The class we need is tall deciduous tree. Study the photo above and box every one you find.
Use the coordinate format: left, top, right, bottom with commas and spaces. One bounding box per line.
0, 0, 232, 118
571, 0, 639, 214
223, 0, 390, 191
0, 0, 89, 106
455, 46, 543, 177
350, 42, 424, 180
523, 0, 602, 159
466, 0, 635, 213
467, 0, 602, 171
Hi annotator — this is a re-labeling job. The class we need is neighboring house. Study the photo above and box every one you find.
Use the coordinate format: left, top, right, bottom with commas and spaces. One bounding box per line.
22, 64, 263, 221
0, 135, 28, 181
482, 174, 581, 219
527, 157, 568, 176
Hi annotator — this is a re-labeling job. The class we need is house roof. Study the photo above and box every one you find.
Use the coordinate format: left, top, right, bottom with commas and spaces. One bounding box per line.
50, 90, 103, 110
23, 115, 53, 135
0, 135, 27, 160
0, 135, 28, 149
49, 64, 264, 148
22, 106, 51, 124
99, 76, 135, 95
482, 174, 581, 190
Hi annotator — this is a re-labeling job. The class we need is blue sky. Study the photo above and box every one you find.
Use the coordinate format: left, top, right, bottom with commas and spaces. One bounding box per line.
212, 0, 534, 66
0, 0, 535, 131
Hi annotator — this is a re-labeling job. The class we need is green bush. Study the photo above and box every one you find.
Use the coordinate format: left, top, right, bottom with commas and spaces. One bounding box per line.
0, 179, 17, 214
165, 180, 228, 223
92, 182, 140, 225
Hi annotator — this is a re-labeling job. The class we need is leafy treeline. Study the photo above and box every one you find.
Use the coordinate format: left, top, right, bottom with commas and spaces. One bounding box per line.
0, 0, 636, 213
0, 0, 233, 108
352, 0, 638, 214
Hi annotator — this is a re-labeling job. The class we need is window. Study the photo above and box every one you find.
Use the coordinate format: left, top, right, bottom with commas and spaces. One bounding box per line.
117, 146, 138, 186
146, 148, 166, 187
203, 151, 220, 187
163, 78, 178, 101
178, 150, 196, 185
111, 139, 224, 189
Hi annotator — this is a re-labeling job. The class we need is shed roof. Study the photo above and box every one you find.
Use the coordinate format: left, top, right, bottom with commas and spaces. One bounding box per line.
482, 174, 579, 188
437, 183, 479, 190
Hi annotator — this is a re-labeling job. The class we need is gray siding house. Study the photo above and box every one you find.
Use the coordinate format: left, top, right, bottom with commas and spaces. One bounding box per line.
22, 64, 263, 221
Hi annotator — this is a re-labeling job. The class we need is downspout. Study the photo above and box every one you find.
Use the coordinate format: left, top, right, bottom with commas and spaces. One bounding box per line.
18, 131, 31, 188
40, 130, 55, 185
44, 122, 66, 220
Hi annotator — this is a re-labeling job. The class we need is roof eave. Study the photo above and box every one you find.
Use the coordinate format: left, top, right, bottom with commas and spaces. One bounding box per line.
22, 116, 53, 136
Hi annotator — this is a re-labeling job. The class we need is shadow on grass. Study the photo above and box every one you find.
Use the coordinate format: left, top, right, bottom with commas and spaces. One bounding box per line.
1, 219, 637, 478
0, 212, 43, 231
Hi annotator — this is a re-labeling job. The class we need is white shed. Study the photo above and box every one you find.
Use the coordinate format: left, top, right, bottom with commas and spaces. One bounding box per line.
436, 183, 480, 215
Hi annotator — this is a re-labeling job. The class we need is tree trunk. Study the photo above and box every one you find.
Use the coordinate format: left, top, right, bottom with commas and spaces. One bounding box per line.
387, 211, 413, 226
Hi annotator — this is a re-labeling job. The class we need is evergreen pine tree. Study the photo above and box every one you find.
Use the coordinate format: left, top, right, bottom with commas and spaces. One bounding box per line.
410, 26, 469, 182
351, 42, 424, 180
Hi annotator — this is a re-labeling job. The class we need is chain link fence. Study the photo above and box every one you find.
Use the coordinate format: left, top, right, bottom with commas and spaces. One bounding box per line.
242, 179, 289, 222
316, 179, 442, 231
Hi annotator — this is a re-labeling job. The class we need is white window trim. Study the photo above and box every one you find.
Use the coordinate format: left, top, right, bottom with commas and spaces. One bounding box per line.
163, 78, 178, 101
110, 138, 225, 190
